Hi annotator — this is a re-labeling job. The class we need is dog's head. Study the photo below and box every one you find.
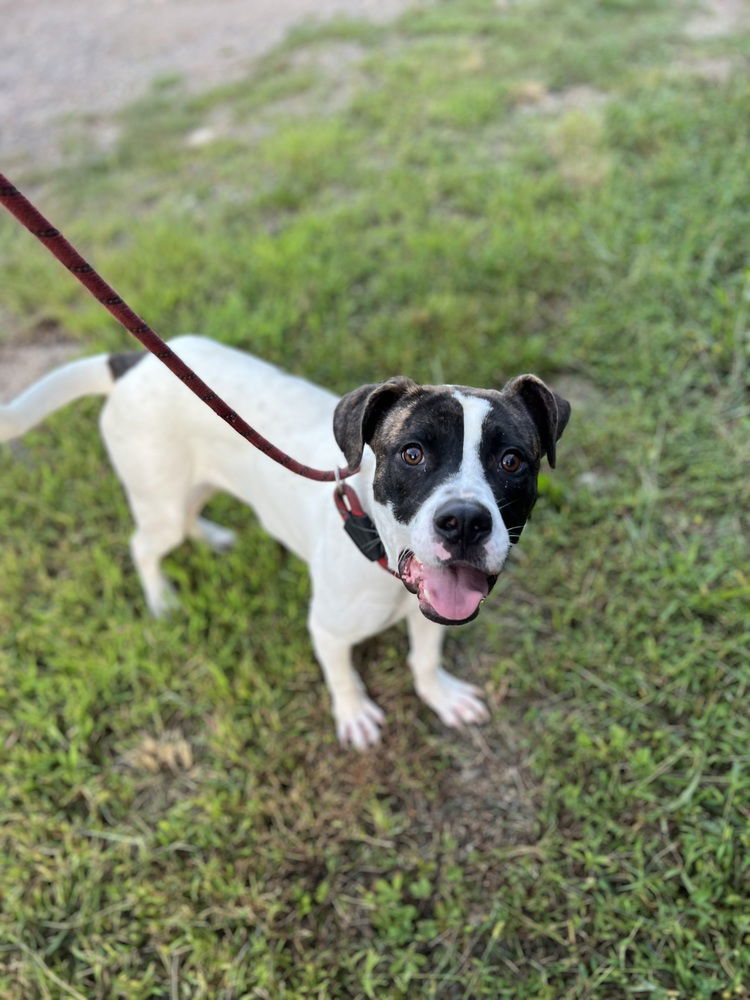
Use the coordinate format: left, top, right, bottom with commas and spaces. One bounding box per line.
334, 374, 570, 626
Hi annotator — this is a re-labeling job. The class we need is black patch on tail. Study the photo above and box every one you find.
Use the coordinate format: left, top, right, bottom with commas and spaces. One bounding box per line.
108, 352, 145, 380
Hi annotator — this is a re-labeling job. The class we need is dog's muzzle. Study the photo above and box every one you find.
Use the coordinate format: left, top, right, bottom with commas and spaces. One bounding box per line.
398, 550, 498, 626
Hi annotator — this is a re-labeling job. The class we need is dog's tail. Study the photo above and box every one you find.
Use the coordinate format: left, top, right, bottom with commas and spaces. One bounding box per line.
0, 351, 143, 442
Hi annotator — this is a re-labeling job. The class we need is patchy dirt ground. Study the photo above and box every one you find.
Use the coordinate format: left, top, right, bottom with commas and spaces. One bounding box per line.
0, 0, 418, 399
685, 0, 748, 37
0, 0, 415, 163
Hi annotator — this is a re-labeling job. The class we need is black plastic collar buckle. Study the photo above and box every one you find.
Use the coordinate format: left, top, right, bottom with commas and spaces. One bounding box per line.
334, 483, 387, 563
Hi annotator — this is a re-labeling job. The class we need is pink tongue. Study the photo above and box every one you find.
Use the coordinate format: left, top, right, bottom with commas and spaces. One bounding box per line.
420, 565, 489, 621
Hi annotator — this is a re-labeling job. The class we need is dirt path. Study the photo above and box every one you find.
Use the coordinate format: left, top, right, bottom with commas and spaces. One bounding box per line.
0, 0, 417, 398
0, 0, 414, 162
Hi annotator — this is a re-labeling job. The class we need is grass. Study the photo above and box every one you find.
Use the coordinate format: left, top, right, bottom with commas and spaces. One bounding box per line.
1, 0, 749, 996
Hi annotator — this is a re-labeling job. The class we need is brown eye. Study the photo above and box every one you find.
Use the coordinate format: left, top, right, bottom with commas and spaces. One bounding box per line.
401, 444, 424, 466
500, 450, 523, 473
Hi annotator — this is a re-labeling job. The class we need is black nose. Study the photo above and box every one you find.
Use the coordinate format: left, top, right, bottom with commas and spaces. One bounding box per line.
434, 501, 493, 549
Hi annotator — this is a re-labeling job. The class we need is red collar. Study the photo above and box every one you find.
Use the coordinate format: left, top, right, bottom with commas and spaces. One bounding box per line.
334, 484, 397, 577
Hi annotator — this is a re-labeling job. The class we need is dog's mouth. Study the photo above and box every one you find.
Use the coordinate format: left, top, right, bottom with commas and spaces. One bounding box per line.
397, 550, 498, 626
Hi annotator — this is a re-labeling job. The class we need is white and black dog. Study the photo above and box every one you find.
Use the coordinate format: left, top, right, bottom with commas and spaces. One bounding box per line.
1, 336, 570, 748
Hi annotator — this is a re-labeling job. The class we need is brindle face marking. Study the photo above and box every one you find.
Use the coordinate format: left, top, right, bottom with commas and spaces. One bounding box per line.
369, 390, 465, 524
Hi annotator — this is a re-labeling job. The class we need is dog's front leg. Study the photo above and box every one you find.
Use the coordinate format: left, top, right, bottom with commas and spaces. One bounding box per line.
308, 617, 385, 750
406, 609, 489, 729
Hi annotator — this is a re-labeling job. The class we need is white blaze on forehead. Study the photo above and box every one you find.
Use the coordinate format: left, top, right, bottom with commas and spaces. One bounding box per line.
452, 390, 491, 489
367, 387, 510, 576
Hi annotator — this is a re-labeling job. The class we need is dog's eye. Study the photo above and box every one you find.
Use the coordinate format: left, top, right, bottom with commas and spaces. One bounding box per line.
500, 449, 524, 473
401, 444, 424, 466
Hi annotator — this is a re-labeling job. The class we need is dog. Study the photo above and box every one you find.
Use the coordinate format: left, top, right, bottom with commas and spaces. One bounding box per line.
1, 335, 570, 748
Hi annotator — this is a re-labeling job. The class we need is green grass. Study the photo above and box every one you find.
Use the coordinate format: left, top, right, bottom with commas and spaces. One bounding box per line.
1, 0, 749, 996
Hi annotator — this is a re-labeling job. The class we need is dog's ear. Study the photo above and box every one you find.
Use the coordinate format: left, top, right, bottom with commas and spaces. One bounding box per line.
503, 374, 571, 468
334, 376, 417, 469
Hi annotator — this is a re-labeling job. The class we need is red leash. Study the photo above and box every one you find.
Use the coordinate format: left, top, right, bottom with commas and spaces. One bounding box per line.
0, 173, 355, 485
0, 172, 400, 576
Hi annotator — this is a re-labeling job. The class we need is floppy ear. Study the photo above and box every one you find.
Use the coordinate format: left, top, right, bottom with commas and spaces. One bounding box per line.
503, 374, 571, 468
333, 376, 417, 469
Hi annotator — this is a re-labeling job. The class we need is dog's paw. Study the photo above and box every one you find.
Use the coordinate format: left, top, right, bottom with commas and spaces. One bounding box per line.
147, 580, 180, 619
335, 695, 386, 751
416, 667, 489, 728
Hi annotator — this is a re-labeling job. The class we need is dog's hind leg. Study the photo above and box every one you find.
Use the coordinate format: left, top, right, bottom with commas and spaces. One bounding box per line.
190, 517, 237, 551
102, 436, 186, 615
185, 484, 237, 552
101, 404, 196, 615
129, 512, 184, 617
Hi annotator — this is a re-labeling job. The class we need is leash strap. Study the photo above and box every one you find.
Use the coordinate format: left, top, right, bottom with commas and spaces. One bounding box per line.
0, 172, 356, 485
